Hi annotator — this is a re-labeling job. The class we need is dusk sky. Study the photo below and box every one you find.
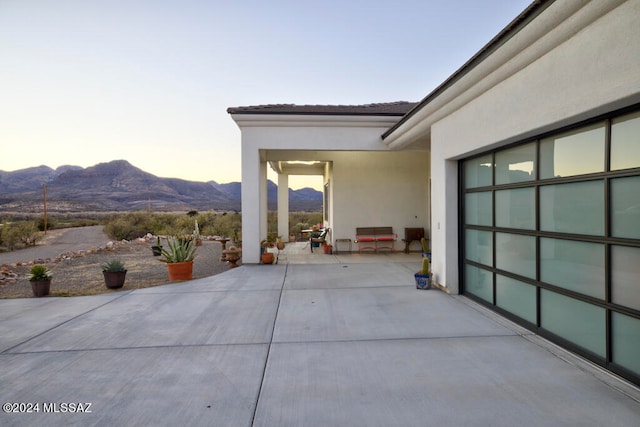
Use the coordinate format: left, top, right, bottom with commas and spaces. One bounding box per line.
1, 0, 531, 189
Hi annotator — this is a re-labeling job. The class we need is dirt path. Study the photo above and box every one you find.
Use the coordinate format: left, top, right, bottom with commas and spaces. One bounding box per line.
0, 225, 111, 265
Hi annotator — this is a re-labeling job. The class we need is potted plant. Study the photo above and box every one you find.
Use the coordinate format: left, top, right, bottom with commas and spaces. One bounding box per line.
159, 236, 197, 280
27, 264, 52, 297
414, 257, 431, 290
221, 245, 242, 268
261, 240, 275, 264
323, 243, 333, 254
101, 259, 127, 289
276, 236, 285, 250
151, 236, 163, 256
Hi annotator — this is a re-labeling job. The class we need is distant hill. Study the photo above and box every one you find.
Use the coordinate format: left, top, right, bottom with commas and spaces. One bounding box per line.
0, 165, 82, 194
0, 160, 322, 213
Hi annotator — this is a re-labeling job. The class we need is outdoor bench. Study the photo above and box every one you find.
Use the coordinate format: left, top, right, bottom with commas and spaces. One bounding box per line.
354, 227, 397, 252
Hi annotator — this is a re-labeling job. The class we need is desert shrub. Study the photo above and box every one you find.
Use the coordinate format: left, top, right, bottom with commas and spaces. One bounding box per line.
103, 212, 155, 240
35, 217, 55, 231
1, 221, 39, 250
104, 217, 133, 240
148, 213, 178, 236
200, 211, 241, 240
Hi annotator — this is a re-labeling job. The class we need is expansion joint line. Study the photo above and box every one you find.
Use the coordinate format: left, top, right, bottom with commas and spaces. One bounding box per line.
250, 264, 288, 426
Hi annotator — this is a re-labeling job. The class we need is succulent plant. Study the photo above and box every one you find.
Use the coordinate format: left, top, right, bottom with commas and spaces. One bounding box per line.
420, 258, 430, 275
27, 264, 52, 281
101, 259, 126, 272
159, 236, 197, 263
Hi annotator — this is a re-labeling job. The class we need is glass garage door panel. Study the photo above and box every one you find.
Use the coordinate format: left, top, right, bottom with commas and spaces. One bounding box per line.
540, 122, 605, 179
465, 192, 492, 226
465, 264, 493, 303
541, 290, 606, 358
495, 142, 536, 184
612, 312, 640, 377
496, 188, 535, 230
496, 275, 536, 324
464, 154, 492, 189
540, 238, 605, 299
496, 233, 535, 279
465, 229, 493, 267
611, 176, 640, 240
611, 111, 640, 171
611, 245, 640, 311
540, 181, 605, 236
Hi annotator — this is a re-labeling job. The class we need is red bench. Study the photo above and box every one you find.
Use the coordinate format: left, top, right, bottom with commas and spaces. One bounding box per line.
354, 227, 397, 253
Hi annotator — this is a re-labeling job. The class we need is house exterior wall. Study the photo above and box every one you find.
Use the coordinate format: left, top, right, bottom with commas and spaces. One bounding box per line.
427, 0, 640, 293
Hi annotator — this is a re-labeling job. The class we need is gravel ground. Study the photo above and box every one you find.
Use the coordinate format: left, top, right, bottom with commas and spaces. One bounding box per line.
0, 239, 238, 299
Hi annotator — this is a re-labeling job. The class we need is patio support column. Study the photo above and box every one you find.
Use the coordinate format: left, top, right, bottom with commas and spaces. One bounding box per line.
241, 146, 264, 263
277, 173, 289, 242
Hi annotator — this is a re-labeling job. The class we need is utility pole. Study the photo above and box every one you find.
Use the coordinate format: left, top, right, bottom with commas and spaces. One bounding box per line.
43, 183, 47, 235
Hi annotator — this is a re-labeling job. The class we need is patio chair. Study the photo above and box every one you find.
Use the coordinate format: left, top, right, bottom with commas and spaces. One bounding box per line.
310, 228, 329, 253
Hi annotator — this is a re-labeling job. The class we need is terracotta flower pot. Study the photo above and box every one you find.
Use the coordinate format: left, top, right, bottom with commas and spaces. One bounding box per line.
30, 280, 51, 297
103, 271, 127, 289
166, 261, 194, 281
261, 252, 275, 264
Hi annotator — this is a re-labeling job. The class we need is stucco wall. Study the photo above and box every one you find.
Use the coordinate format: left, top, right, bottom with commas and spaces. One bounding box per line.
429, 0, 640, 293
329, 151, 429, 250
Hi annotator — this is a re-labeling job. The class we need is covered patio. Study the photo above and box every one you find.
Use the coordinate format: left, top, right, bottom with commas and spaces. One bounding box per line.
227, 102, 430, 265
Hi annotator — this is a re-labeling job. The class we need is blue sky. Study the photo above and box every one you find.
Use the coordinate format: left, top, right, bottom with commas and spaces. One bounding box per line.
0, 0, 531, 189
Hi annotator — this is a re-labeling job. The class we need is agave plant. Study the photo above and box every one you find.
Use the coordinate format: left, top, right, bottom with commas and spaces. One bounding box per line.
159, 236, 197, 263
101, 259, 126, 272
27, 264, 52, 281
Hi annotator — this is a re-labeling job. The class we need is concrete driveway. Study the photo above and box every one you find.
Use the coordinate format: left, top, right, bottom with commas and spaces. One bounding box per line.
1, 262, 639, 426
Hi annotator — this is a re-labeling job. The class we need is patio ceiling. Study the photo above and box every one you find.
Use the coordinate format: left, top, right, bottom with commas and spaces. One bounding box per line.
268, 160, 328, 175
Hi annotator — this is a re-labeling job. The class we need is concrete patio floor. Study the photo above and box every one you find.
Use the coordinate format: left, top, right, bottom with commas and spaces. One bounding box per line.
1, 243, 639, 426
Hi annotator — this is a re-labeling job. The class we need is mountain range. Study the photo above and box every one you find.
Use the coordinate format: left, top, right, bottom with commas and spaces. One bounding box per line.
0, 160, 322, 213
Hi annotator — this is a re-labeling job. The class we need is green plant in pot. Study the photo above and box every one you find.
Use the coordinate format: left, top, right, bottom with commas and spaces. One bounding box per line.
27, 264, 52, 297
420, 237, 431, 259
102, 259, 127, 289
414, 257, 431, 290
159, 236, 197, 280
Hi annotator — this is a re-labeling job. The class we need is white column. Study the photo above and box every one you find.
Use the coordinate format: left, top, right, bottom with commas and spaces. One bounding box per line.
277, 174, 289, 242
241, 146, 262, 263
431, 157, 459, 293
259, 160, 268, 245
